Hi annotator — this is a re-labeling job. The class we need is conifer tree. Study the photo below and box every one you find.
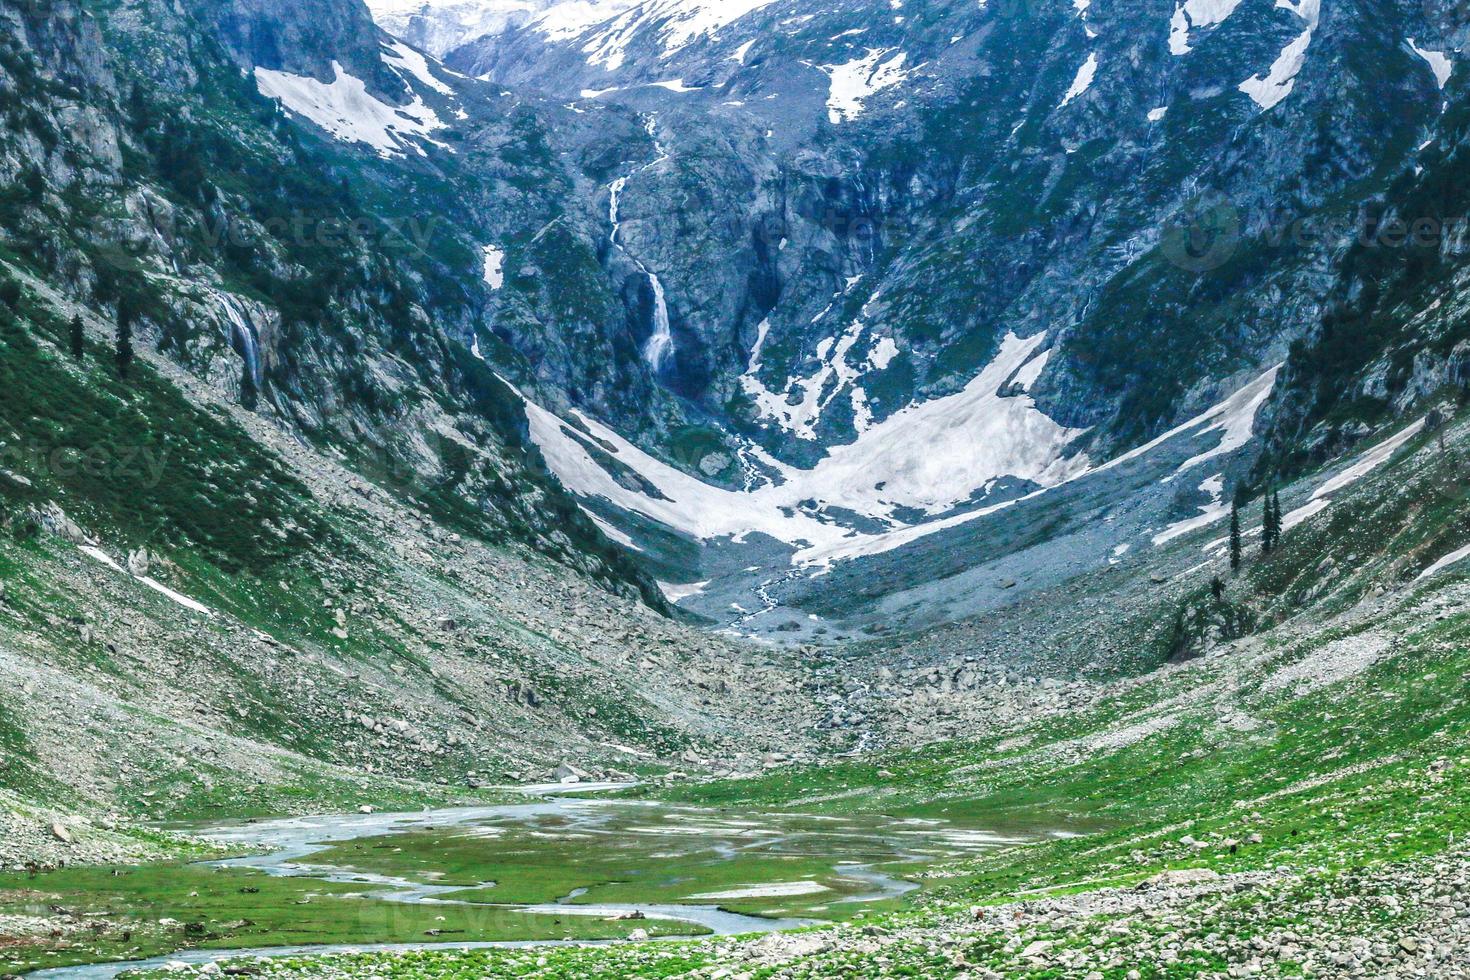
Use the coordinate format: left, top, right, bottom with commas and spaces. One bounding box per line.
1229, 499, 1242, 572
69, 314, 85, 360
115, 302, 135, 378
1262, 487, 1282, 555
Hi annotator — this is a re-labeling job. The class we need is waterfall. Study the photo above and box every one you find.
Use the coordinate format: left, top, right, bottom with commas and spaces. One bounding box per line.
642, 273, 673, 372
606, 115, 676, 374
214, 291, 263, 393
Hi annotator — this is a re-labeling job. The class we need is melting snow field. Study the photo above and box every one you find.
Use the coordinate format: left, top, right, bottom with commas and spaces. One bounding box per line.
254, 62, 447, 157
481, 246, 506, 290
519, 335, 1289, 577
820, 48, 912, 124
1239, 0, 1321, 110
522, 333, 1089, 568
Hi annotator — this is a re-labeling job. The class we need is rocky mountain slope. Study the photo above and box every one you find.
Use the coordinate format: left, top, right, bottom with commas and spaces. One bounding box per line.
0, 0, 836, 835
343, 0, 1470, 639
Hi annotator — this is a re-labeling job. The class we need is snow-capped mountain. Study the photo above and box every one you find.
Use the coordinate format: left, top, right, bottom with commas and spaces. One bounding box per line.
9, 0, 1466, 644
365, 0, 636, 57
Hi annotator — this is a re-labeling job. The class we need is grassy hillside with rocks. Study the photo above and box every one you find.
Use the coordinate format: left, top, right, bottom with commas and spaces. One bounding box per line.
107, 407, 1470, 979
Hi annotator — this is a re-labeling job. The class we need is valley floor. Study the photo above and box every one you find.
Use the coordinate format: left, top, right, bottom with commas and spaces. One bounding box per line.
5, 375, 1470, 980
6, 564, 1469, 978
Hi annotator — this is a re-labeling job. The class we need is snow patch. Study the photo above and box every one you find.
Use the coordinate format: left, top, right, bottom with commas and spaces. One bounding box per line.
658, 580, 710, 603
80, 546, 213, 616
1152, 473, 1227, 546
1282, 419, 1424, 530
1239, 0, 1320, 111
647, 78, 703, 92
867, 336, 900, 371
581, 0, 780, 71
1059, 53, 1098, 108
254, 62, 447, 158
819, 48, 911, 124
481, 245, 506, 290
382, 40, 456, 96
1419, 542, 1470, 580
1168, 0, 1246, 56
1408, 38, 1453, 89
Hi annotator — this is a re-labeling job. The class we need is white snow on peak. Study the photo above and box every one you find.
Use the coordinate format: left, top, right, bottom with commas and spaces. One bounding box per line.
1239, 0, 1321, 111
1059, 53, 1099, 109
1168, 0, 1246, 56
1408, 38, 1453, 89
382, 40, 457, 95
367, 0, 637, 58
482, 245, 506, 290
819, 48, 912, 124
254, 62, 447, 158
581, 0, 780, 71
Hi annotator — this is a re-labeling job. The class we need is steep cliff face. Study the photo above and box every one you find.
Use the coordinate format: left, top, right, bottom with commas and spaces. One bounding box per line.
441, 0, 1455, 465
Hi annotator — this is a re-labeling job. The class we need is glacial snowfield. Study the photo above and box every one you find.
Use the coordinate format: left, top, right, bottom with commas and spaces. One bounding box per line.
512, 333, 1292, 638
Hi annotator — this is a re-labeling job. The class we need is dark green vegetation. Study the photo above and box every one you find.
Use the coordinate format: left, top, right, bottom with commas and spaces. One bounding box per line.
0, 288, 326, 576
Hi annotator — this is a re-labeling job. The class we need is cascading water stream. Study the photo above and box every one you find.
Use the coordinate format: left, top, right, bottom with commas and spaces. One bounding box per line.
214, 292, 264, 393
607, 116, 674, 373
